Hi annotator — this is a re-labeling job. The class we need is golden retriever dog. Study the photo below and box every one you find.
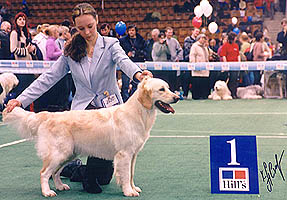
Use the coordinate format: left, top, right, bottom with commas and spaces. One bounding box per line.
236, 85, 264, 99
2, 77, 179, 197
208, 80, 232, 100
0, 73, 19, 104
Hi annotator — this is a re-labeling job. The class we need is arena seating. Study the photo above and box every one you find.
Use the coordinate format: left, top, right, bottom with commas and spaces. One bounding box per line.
9, 0, 263, 45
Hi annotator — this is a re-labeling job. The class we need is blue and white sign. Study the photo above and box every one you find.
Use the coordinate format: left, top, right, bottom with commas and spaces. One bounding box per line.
210, 135, 259, 194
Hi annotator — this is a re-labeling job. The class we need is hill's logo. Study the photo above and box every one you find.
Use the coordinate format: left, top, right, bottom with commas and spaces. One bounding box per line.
219, 167, 249, 191
210, 136, 259, 194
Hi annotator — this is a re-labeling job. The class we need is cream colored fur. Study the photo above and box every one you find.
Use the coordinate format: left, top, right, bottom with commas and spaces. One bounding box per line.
0, 73, 19, 104
236, 85, 264, 99
208, 80, 232, 100
2, 77, 179, 197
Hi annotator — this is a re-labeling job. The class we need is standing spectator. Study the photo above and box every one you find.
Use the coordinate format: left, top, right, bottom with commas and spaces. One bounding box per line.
32, 23, 49, 59
119, 24, 147, 102
181, 27, 200, 98
35, 24, 69, 112
152, 32, 170, 61
10, 12, 36, 101
165, 27, 183, 92
165, 27, 183, 62
183, 27, 200, 61
239, 32, 251, 86
253, 32, 270, 85
189, 34, 210, 99
99, 23, 116, 37
209, 38, 219, 53
56, 25, 70, 51
220, 32, 241, 98
0, 21, 11, 59
45, 25, 62, 61
277, 18, 287, 59
146, 28, 160, 61
10, 12, 36, 60
239, 32, 250, 54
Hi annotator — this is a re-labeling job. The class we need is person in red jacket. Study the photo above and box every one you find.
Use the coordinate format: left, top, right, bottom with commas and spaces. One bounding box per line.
220, 32, 240, 98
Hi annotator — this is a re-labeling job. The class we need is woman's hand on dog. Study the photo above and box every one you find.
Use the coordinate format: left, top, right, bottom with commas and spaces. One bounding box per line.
135, 70, 153, 81
6, 99, 22, 112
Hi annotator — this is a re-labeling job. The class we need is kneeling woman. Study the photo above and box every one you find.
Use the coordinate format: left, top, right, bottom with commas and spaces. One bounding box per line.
6, 3, 152, 194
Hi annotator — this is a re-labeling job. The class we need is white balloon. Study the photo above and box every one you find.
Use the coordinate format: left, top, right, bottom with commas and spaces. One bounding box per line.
201, 28, 206, 33
232, 17, 238, 25
208, 22, 218, 34
194, 5, 203, 17
200, 0, 210, 11
203, 3, 213, 17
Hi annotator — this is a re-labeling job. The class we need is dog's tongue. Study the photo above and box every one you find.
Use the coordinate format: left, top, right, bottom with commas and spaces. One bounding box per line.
163, 103, 175, 114
167, 105, 175, 113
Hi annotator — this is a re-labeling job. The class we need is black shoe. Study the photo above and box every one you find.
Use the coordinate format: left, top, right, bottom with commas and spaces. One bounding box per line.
82, 178, 102, 194
60, 159, 82, 179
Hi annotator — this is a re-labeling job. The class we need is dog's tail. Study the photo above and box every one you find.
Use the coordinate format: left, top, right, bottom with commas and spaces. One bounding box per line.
2, 107, 45, 139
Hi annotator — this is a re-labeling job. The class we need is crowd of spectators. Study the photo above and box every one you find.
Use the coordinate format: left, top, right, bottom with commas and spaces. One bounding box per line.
0, 0, 287, 107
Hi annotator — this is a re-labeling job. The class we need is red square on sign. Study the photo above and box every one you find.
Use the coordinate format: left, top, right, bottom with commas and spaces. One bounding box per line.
235, 170, 246, 179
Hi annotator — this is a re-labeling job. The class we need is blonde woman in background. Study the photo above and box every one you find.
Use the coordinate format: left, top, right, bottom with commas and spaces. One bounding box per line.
56, 25, 71, 50
32, 23, 49, 59
44, 25, 62, 61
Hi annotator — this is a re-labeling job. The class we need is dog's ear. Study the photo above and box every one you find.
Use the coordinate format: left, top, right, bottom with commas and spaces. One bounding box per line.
137, 80, 153, 109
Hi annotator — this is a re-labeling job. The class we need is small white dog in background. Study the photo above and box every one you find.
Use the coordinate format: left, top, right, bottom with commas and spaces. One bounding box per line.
0, 73, 19, 104
208, 80, 232, 100
3, 77, 179, 197
236, 85, 264, 99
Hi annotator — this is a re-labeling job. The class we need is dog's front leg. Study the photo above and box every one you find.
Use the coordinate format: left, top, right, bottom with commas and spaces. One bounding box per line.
40, 166, 57, 197
130, 154, 142, 193
114, 151, 139, 197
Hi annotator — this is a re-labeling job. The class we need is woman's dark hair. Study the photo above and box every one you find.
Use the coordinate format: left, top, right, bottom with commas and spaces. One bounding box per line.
255, 32, 263, 42
64, 3, 97, 62
100, 23, 110, 30
64, 32, 87, 62
227, 32, 237, 44
14, 12, 30, 43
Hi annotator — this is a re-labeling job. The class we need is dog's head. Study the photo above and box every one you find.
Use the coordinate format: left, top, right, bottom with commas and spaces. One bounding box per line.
253, 85, 264, 95
0, 73, 19, 95
137, 77, 179, 114
214, 80, 230, 95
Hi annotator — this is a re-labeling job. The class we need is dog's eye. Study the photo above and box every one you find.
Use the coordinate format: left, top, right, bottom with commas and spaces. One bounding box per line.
159, 87, 165, 92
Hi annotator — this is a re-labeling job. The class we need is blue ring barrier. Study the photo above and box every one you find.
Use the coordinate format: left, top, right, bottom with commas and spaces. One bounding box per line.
1, 60, 287, 74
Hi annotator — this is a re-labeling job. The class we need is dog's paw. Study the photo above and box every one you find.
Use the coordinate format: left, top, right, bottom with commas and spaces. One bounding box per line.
133, 186, 142, 193
56, 184, 70, 191
42, 189, 57, 197
123, 188, 140, 197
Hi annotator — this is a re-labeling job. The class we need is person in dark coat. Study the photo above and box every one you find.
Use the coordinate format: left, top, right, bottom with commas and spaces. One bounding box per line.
119, 24, 147, 102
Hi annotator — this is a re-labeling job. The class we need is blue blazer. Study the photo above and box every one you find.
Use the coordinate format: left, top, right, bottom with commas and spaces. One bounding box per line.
17, 34, 142, 110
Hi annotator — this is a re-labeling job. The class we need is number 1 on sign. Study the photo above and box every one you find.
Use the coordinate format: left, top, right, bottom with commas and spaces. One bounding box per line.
227, 139, 240, 165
